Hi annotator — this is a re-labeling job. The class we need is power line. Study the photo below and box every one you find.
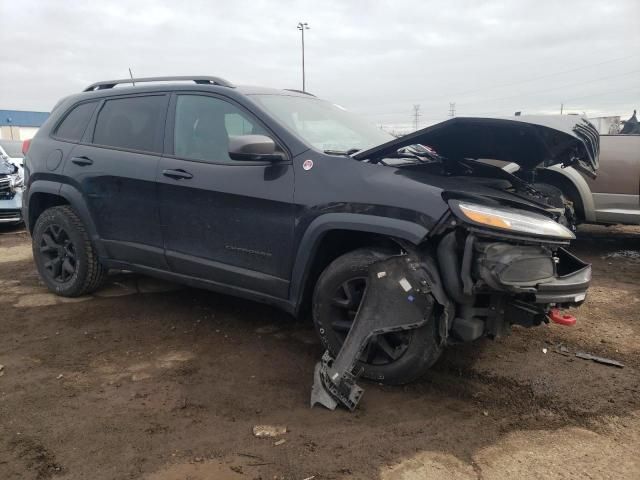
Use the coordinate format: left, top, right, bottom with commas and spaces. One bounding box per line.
361, 70, 638, 120
457, 87, 639, 117
364, 84, 638, 124
449, 53, 640, 99
455, 68, 640, 108
561, 86, 640, 104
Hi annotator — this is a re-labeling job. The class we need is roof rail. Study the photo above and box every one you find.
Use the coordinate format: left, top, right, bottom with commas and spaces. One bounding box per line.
83, 76, 234, 92
284, 88, 316, 97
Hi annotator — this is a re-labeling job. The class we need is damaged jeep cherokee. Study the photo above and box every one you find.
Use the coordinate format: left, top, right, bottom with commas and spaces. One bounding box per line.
21, 76, 598, 410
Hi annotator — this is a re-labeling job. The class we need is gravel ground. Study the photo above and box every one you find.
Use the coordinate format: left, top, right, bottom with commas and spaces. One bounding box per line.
0, 223, 638, 480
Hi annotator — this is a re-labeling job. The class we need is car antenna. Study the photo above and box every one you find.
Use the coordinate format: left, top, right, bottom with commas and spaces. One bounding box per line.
128, 68, 136, 87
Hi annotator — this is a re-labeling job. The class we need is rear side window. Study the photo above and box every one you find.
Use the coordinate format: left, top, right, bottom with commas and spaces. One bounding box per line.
93, 95, 166, 153
54, 102, 98, 142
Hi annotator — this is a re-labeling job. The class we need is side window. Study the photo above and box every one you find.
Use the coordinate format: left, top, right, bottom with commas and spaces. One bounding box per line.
174, 95, 268, 162
54, 102, 98, 142
225, 113, 256, 135
93, 95, 166, 153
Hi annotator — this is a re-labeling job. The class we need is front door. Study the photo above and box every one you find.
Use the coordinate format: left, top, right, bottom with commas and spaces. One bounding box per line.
157, 93, 295, 298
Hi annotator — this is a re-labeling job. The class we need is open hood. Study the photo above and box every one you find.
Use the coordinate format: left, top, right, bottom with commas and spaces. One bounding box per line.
354, 115, 599, 178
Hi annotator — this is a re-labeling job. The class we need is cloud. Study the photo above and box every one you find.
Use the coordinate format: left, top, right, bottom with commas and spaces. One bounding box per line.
1, 0, 638, 127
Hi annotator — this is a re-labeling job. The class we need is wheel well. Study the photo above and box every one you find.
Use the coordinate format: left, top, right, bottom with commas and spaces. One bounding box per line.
28, 193, 69, 233
296, 230, 404, 317
535, 169, 585, 222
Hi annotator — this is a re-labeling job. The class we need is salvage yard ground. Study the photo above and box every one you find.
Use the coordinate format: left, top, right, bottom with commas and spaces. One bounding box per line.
0, 224, 639, 480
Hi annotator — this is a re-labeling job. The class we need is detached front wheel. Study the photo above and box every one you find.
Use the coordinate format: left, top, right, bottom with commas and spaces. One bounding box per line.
32, 205, 105, 296
312, 248, 442, 385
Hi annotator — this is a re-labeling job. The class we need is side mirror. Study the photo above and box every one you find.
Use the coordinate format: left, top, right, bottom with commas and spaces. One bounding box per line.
228, 135, 285, 161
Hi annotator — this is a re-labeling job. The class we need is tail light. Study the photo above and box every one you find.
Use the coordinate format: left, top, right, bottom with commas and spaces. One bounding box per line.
22, 139, 31, 155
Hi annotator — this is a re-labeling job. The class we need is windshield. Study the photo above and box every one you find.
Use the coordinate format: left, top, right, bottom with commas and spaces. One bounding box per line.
251, 94, 393, 153
0, 141, 24, 158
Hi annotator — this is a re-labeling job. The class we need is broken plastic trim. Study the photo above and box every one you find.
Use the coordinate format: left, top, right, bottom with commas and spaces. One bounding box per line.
310, 254, 436, 411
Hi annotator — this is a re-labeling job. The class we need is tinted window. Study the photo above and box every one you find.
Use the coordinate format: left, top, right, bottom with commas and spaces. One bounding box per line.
54, 102, 98, 142
93, 95, 166, 152
174, 95, 267, 162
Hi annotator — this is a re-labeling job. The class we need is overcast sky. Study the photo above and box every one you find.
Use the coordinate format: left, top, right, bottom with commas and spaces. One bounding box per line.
1, 0, 638, 130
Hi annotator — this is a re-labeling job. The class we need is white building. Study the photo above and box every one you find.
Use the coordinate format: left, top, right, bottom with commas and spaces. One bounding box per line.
0, 110, 50, 140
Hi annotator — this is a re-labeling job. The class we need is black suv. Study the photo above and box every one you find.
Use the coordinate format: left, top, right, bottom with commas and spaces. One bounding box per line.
23, 76, 598, 386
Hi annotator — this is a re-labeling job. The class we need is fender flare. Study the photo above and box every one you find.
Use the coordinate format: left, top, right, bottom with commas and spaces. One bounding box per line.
27, 181, 107, 257
545, 166, 596, 223
288, 212, 429, 310
24, 180, 62, 231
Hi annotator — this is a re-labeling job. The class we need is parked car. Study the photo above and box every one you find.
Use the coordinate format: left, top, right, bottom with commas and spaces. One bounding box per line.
23, 76, 597, 388
0, 139, 25, 224
534, 133, 640, 226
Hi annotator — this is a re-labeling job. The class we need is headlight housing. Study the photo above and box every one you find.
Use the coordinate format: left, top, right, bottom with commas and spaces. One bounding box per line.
450, 201, 575, 240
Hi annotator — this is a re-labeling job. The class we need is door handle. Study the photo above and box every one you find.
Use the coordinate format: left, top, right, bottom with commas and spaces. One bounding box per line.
162, 168, 193, 180
71, 156, 93, 166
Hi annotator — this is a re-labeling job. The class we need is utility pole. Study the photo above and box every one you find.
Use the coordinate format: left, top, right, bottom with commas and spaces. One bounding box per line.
297, 22, 310, 92
412, 104, 421, 131
560, 103, 564, 114
449, 102, 456, 117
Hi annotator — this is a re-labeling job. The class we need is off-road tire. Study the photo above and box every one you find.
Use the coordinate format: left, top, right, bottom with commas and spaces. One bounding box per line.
32, 205, 105, 297
312, 248, 442, 385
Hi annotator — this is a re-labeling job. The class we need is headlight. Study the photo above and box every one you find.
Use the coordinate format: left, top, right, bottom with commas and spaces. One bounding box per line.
451, 201, 575, 240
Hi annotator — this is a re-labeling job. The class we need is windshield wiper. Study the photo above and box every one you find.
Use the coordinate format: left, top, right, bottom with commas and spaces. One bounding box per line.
323, 148, 361, 156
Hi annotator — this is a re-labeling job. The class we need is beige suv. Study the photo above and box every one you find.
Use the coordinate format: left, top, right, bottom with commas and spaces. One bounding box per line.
537, 133, 640, 226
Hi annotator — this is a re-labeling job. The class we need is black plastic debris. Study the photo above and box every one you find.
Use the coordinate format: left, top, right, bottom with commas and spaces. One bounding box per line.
575, 351, 624, 368
310, 254, 436, 411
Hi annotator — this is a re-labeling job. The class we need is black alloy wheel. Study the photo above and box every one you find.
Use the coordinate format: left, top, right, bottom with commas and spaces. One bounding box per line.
32, 205, 105, 296
39, 224, 78, 283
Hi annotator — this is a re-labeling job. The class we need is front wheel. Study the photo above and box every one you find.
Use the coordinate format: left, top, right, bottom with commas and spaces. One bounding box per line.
312, 248, 442, 385
32, 205, 105, 296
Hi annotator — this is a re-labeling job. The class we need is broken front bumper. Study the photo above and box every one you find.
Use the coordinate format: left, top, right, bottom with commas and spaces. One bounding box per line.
474, 242, 591, 306
438, 230, 591, 342
311, 232, 592, 411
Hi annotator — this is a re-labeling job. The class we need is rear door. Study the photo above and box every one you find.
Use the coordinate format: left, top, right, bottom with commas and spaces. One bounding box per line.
63, 93, 169, 268
157, 93, 295, 298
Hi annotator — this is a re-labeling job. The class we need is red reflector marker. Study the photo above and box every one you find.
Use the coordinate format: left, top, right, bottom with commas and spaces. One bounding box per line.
549, 308, 576, 326
22, 138, 31, 155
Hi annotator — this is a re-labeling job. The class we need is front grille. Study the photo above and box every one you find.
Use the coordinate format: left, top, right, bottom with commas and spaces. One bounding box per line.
0, 177, 10, 194
573, 119, 600, 169
0, 209, 21, 220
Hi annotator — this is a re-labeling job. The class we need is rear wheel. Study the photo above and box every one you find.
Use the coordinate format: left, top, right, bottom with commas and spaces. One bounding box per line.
32, 205, 105, 296
312, 248, 442, 385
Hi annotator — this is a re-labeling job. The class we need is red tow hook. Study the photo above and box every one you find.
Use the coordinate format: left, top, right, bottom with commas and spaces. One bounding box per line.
548, 308, 577, 326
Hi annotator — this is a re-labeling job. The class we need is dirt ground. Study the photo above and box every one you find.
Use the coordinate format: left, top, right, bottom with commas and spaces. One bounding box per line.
0, 223, 639, 480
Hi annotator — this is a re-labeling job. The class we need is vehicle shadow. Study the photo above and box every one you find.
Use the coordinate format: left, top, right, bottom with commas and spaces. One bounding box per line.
0, 222, 26, 235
